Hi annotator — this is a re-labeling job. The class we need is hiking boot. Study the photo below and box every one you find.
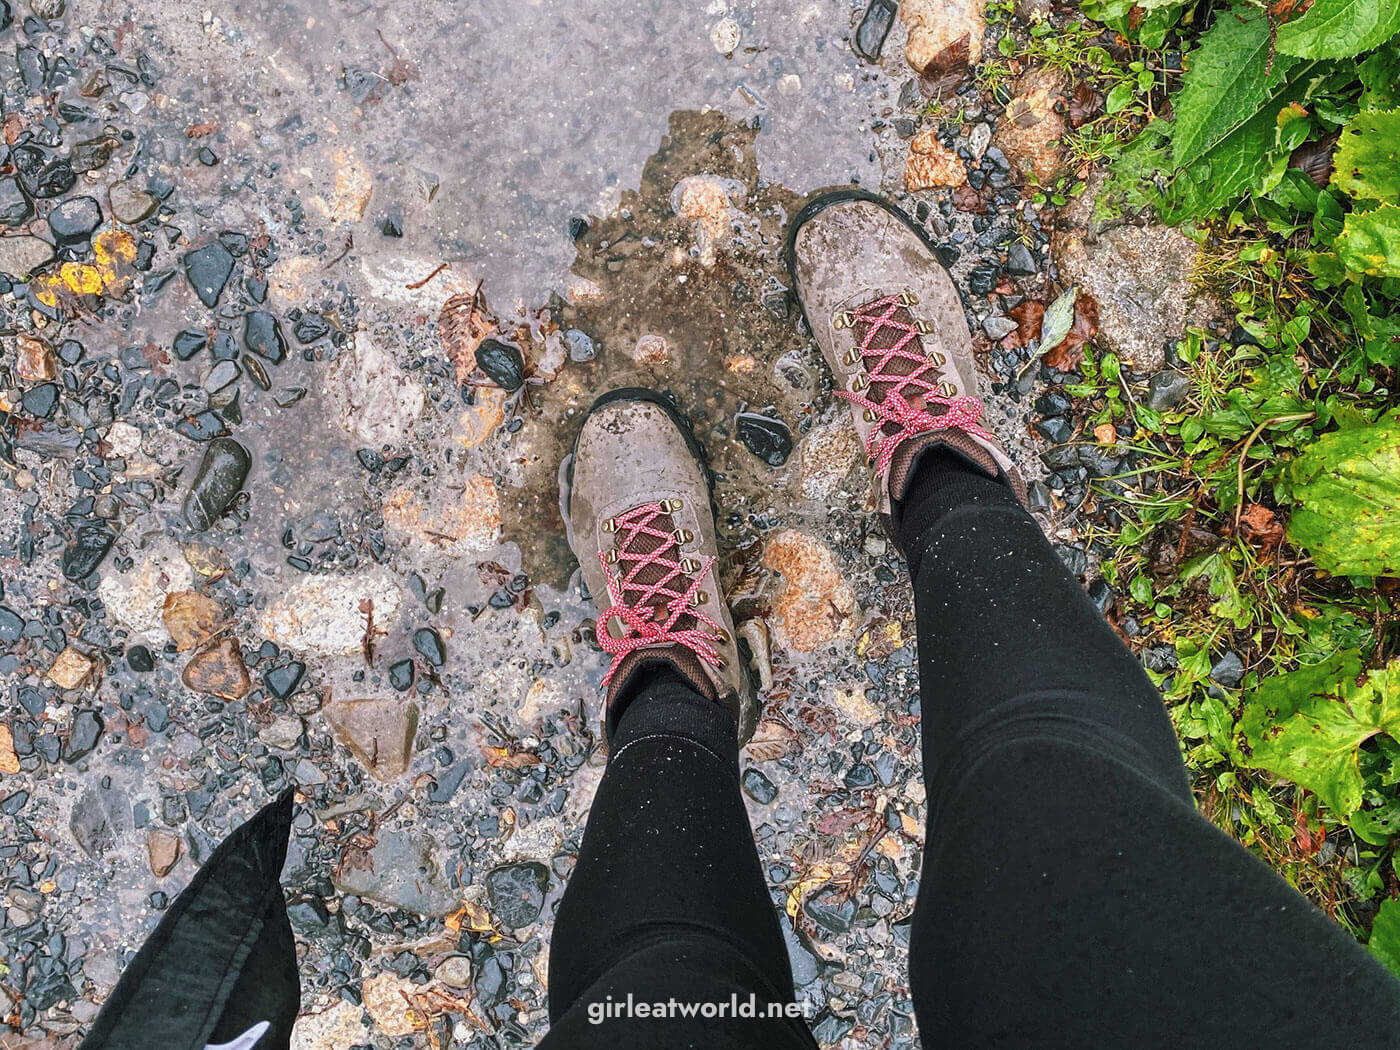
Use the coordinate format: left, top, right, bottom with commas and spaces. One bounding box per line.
565, 388, 757, 743
785, 189, 1026, 547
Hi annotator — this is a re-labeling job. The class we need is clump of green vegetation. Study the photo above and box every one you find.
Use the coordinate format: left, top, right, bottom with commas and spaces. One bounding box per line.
1002, 0, 1400, 965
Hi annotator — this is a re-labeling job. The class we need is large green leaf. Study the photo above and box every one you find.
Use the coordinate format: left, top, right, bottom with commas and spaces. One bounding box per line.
1170, 9, 1298, 168
1336, 203, 1400, 278
1242, 655, 1400, 818
1171, 7, 1299, 170
1332, 109, 1400, 200
1359, 43, 1400, 110
1371, 898, 1400, 979
1277, 0, 1400, 60
1285, 416, 1400, 575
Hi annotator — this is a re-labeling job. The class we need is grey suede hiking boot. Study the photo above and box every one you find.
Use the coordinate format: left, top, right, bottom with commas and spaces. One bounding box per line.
565, 389, 757, 743
785, 190, 1026, 547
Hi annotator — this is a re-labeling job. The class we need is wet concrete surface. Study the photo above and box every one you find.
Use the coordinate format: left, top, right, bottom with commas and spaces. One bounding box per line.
0, 1, 1098, 1046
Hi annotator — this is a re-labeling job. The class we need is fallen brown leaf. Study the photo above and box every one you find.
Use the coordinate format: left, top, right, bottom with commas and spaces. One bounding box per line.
1004, 300, 1046, 349
1043, 293, 1099, 371
1239, 503, 1286, 550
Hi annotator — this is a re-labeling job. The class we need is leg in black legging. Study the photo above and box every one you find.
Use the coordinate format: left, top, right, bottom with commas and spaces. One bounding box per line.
896, 450, 1400, 1047
543, 664, 815, 1049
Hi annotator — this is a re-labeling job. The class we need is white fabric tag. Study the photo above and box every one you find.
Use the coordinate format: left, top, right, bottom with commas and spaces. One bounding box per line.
204, 1019, 271, 1050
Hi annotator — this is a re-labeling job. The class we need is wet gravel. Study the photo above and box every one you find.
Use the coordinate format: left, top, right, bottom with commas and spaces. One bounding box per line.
0, 0, 1197, 1046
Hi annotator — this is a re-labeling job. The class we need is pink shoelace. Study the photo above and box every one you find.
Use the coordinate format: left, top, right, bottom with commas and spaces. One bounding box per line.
596, 501, 725, 686
835, 293, 993, 476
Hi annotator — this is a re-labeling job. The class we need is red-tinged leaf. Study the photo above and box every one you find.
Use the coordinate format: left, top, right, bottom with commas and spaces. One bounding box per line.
817, 808, 869, 836
1239, 503, 1286, 551
1004, 300, 1046, 349
1043, 293, 1099, 370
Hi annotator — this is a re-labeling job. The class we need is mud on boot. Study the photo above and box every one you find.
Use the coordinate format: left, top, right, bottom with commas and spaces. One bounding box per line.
565, 388, 758, 743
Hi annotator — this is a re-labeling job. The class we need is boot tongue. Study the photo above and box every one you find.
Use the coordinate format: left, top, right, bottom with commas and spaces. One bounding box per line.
851, 297, 946, 435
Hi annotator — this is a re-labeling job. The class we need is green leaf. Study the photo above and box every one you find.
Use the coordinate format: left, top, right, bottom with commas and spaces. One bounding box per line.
1285, 415, 1400, 575
1359, 43, 1400, 110
1336, 203, 1400, 278
1332, 109, 1400, 199
1369, 897, 1400, 979
1241, 655, 1400, 819
1277, 0, 1400, 60
1171, 8, 1299, 169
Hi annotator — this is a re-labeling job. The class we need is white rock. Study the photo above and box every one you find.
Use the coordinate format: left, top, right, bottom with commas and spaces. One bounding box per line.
326, 330, 425, 449
96, 538, 194, 641
261, 569, 403, 655
291, 999, 368, 1050
104, 421, 142, 459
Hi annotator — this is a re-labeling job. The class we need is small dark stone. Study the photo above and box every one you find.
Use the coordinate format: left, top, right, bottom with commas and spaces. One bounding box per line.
1026, 479, 1053, 513
356, 448, 384, 472
21, 382, 58, 418
264, 661, 305, 699
243, 354, 271, 391
741, 768, 778, 804
475, 338, 525, 392
413, 628, 446, 667
735, 411, 793, 466
568, 216, 589, 241
62, 521, 115, 580
182, 242, 235, 308
379, 212, 403, 238
844, 762, 876, 789
388, 659, 415, 692
1005, 241, 1038, 276
175, 411, 230, 442
127, 644, 155, 672
853, 0, 897, 61
47, 195, 101, 246
0, 605, 24, 644
243, 311, 287, 363
58, 338, 84, 364
1034, 391, 1071, 416
1145, 370, 1192, 412
485, 862, 549, 929
1087, 578, 1114, 615
1033, 416, 1073, 443
0, 177, 33, 227
293, 313, 330, 344
968, 263, 1000, 295
62, 710, 103, 763
182, 437, 251, 531
32, 159, 76, 199
1210, 651, 1245, 689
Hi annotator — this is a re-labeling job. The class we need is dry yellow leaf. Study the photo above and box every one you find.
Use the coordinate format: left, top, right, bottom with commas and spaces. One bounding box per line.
0, 725, 19, 775
60, 262, 104, 296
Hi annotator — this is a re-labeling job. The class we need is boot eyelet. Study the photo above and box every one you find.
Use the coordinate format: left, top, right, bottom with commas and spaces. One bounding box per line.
692, 591, 709, 605
833, 310, 855, 330
603, 548, 619, 564
939, 381, 957, 397
673, 528, 694, 544
916, 320, 933, 334
717, 629, 731, 645
900, 290, 919, 306
929, 351, 946, 366
600, 517, 616, 533
681, 557, 701, 574
663, 498, 683, 512
852, 375, 868, 391
863, 409, 878, 422
844, 349, 863, 367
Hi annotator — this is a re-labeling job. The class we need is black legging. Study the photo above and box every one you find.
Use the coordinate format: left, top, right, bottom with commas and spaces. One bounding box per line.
543, 452, 1400, 1047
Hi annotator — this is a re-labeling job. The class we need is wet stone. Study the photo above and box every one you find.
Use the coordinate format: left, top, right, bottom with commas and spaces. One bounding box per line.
0, 234, 55, 276
1145, 370, 1191, 412
735, 411, 793, 466
853, 0, 897, 61
413, 627, 446, 667
21, 382, 58, 418
0, 176, 32, 226
70, 786, 129, 860
968, 263, 999, 295
1006, 242, 1038, 275
264, 661, 305, 699
1088, 578, 1114, 615
47, 195, 102, 246
983, 315, 1017, 340
742, 768, 778, 804
323, 697, 419, 780
243, 311, 288, 363
203, 359, 240, 395
108, 182, 158, 224
334, 830, 458, 916
183, 437, 251, 531
183, 242, 235, 308
181, 637, 251, 701
1210, 651, 1245, 689
292, 313, 330, 344
146, 831, 180, 877
0, 605, 24, 644
388, 658, 415, 692
485, 862, 549, 930
564, 328, 595, 362
62, 710, 103, 762
475, 338, 525, 392
172, 328, 207, 360
260, 715, 304, 750
1033, 416, 1072, 443
62, 521, 115, 580
126, 644, 154, 672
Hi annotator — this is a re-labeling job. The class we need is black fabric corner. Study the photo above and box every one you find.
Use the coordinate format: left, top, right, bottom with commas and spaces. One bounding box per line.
80, 788, 300, 1050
